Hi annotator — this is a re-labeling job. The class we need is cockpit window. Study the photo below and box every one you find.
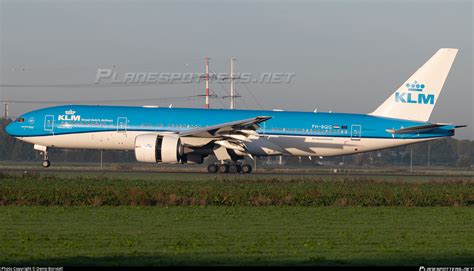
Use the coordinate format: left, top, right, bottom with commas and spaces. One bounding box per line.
16, 118, 25, 123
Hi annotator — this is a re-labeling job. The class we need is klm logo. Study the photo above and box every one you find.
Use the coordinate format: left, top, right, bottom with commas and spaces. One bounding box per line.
395, 81, 434, 105
58, 110, 81, 121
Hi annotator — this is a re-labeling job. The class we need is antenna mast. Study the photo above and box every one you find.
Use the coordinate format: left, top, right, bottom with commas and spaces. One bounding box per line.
205, 57, 210, 109
230, 58, 235, 109
3, 102, 8, 119
222, 57, 241, 108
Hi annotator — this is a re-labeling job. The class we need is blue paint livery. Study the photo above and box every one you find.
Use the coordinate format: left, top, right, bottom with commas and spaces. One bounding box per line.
5, 105, 455, 139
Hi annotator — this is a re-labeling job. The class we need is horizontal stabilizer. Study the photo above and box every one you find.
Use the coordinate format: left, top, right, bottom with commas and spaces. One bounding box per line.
385, 123, 462, 134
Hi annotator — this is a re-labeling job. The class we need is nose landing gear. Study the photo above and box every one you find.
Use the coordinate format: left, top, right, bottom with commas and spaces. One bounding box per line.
34, 145, 51, 168
40, 151, 50, 168
41, 159, 51, 168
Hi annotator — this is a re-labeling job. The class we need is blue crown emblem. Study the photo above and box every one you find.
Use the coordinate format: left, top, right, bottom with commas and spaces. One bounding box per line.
405, 81, 425, 92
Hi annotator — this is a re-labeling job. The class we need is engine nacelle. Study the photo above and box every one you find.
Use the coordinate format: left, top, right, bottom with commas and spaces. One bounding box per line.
134, 134, 184, 163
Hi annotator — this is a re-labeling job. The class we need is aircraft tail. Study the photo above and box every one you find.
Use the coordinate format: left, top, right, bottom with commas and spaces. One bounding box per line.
370, 48, 458, 122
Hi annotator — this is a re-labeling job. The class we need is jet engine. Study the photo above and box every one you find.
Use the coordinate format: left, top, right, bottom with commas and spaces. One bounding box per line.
134, 134, 184, 163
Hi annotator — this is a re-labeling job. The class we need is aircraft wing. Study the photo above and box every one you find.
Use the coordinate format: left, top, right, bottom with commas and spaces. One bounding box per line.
178, 116, 272, 159
179, 116, 271, 138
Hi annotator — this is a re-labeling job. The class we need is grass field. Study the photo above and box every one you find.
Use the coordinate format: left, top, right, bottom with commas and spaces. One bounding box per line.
0, 172, 473, 266
1, 173, 473, 207
0, 206, 472, 266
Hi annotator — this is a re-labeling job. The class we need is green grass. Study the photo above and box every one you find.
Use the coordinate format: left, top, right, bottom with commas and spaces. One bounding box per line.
0, 206, 472, 266
1, 174, 473, 206
1, 173, 472, 265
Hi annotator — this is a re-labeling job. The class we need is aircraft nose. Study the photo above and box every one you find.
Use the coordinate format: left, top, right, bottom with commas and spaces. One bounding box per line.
5, 122, 15, 136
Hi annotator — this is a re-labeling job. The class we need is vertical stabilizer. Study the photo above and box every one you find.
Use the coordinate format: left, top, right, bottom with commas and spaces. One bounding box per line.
370, 48, 458, 122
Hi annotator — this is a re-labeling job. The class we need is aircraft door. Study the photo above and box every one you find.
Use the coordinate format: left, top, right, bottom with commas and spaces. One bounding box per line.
351, 124, 361, 141
117, 117, 127, 132
44, 115, 54, 133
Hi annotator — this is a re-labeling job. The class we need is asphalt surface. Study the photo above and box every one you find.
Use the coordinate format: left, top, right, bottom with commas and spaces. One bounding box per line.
0, 167, 472, 178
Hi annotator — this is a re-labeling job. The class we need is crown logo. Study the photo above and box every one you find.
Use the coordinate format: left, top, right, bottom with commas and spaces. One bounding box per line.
405, 81, 425, 92
65, 110, 76, 115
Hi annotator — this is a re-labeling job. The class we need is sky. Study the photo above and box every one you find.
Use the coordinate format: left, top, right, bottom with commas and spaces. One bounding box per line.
1, 0, 472, 139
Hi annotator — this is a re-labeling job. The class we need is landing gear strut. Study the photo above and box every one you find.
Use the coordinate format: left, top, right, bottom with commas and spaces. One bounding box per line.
207, 162, 251, 174
40, 150, 50, 168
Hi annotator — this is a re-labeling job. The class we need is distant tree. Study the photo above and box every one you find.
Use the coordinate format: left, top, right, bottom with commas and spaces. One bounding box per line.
455, 140, 472, 167
429, 138, 458, 166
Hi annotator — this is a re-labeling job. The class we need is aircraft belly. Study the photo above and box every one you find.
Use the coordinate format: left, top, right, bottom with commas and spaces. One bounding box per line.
265, 136, 434, 157
266, 135, 346, 156
19, 131, 138, 150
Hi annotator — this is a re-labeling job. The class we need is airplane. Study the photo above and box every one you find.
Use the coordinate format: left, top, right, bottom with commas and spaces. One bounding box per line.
5, 48, 465, 173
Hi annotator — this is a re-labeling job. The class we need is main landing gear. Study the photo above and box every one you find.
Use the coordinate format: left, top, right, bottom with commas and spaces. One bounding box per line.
207, 162, 252, 174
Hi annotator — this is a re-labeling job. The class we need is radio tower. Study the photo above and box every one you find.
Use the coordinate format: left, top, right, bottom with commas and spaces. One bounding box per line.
3, 102, 8, 119
223, 57, 240, 109
230, 58, 235, 109
205, 57, 210, 109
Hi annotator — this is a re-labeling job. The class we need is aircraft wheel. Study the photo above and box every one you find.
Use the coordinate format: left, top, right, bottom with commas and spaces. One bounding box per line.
218, 164, 229, 173
207, 164, 218, 173
42, 160, 51, 168
241, 164, 252, 174
228, 164, 240, 174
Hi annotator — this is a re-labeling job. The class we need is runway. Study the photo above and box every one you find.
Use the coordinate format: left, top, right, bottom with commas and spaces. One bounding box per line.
0, 167, 472, 178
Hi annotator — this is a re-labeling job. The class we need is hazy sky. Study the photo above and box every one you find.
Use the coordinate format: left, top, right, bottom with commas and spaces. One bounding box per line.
1, 0, 472, 139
